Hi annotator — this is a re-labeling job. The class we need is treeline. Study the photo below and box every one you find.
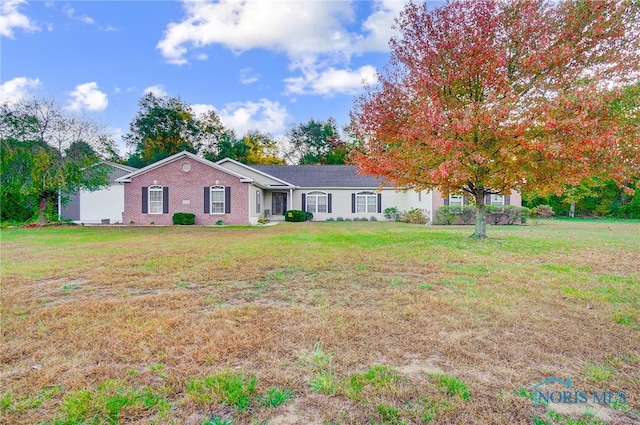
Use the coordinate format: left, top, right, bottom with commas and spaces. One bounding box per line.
524, 179, 640, 219
120, 93, 358, 168
1, 98, 114, 223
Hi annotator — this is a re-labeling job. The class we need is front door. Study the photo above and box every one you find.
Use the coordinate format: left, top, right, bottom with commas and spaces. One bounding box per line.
272, 192, 287, 215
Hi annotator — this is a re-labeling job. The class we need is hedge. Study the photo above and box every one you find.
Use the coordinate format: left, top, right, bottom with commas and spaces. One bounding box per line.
172, 212, 195, 225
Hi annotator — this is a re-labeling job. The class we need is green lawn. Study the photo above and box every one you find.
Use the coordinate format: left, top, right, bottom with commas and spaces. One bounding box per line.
1, 221, 638, 424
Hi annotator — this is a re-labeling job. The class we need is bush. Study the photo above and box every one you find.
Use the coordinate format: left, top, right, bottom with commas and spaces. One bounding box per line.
434, 206, 458, 225
402, 208, 428, 224
360, 217, 369, 221
615, 194, 640, 219
172, 212, 195, 225
486, 206, 505, 225
458, 206, 476, 224
336, 217, 344, 221
352, 217, 360, 221
503, 206, 530, 225
284, 210, 306, 222
369, 216, 377, 221
519, 207, 530, 224
304, 211, 313, 221
326, 217, 335, 222
532, 205, 555, 218
383, 206, 402, 222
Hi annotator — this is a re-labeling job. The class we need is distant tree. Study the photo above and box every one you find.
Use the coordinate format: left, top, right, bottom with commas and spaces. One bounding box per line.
243, 131, 285, 165
202, 131, 248, 163
197, 111, 236, 159
0, 98, 111, 222
124, 93, 202, 166
351, 0, 640, 238
286, 118, 348, 165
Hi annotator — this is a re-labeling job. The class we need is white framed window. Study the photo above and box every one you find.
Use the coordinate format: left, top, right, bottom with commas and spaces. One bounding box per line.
149, 185, 163, 214
256, 190, 261, 214
306, 191, 328, 213
356, 191, 377, 214
449, 194, 464, 211
210, 186, 225, 214
490, 194, 504, 207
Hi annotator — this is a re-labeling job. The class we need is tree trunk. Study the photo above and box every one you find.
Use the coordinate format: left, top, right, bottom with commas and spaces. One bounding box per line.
471, 191, 488, 239
569, 201, 575, 218
38, 196, 47, 223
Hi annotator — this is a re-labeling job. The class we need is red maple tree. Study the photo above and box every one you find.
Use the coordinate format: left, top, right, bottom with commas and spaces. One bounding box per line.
351, 0, 640, 238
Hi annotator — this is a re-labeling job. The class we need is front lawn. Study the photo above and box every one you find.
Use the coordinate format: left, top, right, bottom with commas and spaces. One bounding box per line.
1, 221, 638, 424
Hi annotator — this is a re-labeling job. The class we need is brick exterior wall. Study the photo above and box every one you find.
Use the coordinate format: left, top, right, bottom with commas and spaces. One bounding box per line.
122, 157, 249, 225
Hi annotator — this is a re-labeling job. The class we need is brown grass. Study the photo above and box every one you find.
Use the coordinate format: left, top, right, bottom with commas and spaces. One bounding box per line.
1, 221, 639, 424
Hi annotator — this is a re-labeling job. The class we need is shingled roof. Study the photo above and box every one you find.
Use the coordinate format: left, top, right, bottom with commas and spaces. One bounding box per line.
251, 165, 388, 188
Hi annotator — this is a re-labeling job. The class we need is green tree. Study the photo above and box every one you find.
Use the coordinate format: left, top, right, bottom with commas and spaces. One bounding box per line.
1, 98, 112, 223
243, 131, 284, 165
202, 131, 248, 163
124, 93, 202, 166
285, 118, 348, 165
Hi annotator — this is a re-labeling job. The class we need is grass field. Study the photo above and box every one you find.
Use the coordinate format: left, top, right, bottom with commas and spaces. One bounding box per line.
1, 221, 639, 424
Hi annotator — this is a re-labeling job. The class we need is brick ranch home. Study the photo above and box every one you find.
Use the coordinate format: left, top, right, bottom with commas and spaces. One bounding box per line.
113, 151, 521, 225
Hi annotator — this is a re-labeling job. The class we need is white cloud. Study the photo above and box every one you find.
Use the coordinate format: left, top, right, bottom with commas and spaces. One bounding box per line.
157, 0, 356, 65
63, 5, 95, 25
191, 103, 215, 117
143, 84, 168, 97
0, 0, 40, 38
285, 65, 378, 97
156, 0, 402, 99
216, 99, 289, 137
67, 82, 108, 112
0, 76, 41, 103
352, 0, 406, 53
239, 67, 259, 85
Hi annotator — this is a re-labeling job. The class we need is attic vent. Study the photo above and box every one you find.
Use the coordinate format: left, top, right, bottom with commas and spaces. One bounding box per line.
182, 163, 191, 172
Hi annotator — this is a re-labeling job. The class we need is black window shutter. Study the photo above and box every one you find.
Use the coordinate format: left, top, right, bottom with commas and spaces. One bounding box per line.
485, 194, 491, 205
328, 193, 332, 213
301, 193, 306, 211
204, 187, 210, 213
225, 187, 231, 214
505, 195, 511, 205
163, 187, 169, 214
142, 187, 148, 213
351, 193, 356, 213
444, 196, 449, 206
377, 193, 382, 214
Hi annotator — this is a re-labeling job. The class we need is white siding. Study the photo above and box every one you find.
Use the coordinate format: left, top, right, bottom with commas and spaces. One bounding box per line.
78, 184, 125, 224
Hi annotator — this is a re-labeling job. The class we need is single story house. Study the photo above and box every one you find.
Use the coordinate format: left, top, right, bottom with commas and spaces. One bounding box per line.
62, 161, 138, 224
115, 151, 521, 225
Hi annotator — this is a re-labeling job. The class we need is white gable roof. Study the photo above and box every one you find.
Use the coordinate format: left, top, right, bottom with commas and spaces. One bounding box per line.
216, 158, 295, 187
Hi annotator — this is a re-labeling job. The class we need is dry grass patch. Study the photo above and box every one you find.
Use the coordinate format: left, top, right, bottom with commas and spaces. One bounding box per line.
1, 221, 639, 424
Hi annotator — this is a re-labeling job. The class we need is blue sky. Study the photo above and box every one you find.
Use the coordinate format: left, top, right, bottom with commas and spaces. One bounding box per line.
1, 0, 440, 154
